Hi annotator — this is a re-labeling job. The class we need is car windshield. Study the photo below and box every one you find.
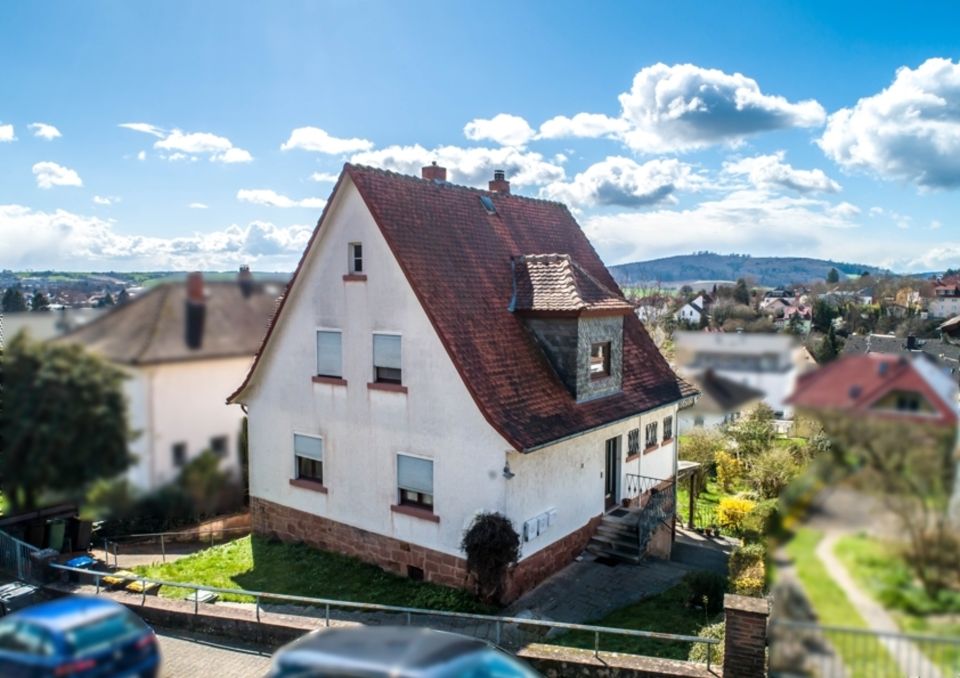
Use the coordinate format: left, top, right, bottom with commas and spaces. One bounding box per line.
65, 611, 145, 655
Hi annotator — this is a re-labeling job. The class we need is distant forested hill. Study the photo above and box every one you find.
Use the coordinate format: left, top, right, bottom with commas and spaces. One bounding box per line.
609, 252, 891, 287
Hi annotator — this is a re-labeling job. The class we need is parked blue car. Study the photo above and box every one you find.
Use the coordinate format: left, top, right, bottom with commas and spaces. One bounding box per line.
0, 595, 159, 677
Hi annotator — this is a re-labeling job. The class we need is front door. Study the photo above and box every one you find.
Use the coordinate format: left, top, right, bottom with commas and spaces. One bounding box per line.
604, 436, 621, 509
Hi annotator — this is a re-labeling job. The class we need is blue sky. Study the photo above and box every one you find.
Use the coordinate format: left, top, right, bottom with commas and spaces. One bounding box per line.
2, 1, 960, 272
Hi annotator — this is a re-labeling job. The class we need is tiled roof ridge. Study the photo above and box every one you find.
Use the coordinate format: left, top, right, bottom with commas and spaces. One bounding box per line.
131, 284, 172, 364
345, 163, 569, 208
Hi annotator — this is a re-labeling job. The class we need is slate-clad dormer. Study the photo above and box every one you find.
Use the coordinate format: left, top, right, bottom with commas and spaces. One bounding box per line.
510, 253, 633, 402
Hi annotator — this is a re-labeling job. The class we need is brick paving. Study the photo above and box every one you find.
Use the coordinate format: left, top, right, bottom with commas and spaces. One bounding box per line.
157, 629, 273, 678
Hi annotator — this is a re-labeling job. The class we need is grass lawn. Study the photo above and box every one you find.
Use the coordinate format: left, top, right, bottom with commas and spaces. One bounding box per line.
132, 535, 488, 613
834, 533, 960, 672
784, 528, 899, 677
546, 580, 720, 661
676, 478, 725, 532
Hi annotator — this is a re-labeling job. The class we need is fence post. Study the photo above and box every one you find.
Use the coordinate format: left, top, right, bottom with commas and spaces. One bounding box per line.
256, 596, 260, 622
325, 604, 330, 627
722, 594, 769, 678
160, 534, 166, 564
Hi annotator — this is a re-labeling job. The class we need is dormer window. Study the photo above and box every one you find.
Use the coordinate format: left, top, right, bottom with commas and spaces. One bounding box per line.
590, 342, 611, 379
349, 242, 363, 274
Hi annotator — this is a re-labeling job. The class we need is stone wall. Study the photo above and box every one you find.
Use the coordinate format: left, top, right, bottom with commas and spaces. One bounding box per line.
576, 315, 624, 402
251, 496, 601, 603
523, 317, 579, 393
518, 644, 722, 677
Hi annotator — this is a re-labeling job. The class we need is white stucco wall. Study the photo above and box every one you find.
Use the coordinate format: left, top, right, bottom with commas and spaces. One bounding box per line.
124, 357, 251, 491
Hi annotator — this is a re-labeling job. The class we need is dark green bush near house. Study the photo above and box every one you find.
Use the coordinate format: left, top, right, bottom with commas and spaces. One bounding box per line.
740, 498, 781, 543
687, 621, 724, 665
460, 512, 520, 604
683, 571, 727, 615
729, 543, 767, 596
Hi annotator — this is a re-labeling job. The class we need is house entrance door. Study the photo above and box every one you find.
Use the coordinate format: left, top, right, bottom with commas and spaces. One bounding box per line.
604, 436, 620, 510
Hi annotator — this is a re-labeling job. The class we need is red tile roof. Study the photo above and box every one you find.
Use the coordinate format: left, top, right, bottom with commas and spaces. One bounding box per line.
788, 353, 957, 426
230, 164, 695, 451
512, 253, 634, 314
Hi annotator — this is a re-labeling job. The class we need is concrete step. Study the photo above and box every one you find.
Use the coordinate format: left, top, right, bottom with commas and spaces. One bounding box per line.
588, 534, 641, 557
585, 543, 643, 564
596, 523, 637, 540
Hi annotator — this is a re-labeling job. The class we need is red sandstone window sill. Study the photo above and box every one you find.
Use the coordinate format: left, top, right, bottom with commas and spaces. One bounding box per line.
625, 452, 641, 463
391, 504, 439, 523
343, 273, 367, 282
643, 444, 659, 455
367, 382, 408, 394
289, 478, 328, 494
312, 375, 347, 386
661, 437, 674, 446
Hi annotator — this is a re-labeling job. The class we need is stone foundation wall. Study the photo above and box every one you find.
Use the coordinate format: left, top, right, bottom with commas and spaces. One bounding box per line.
250, 497, 601, 602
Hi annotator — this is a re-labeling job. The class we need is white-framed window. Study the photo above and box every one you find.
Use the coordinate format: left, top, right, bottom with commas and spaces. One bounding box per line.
316, 330, 342, 378
349, 242, 363, 274
294, 433, 324, 484
373, 333, 402, 384
644, 422, 658, 449
397, 453, 433, 512
663, 416, 673, 441
590, 342, 611, 379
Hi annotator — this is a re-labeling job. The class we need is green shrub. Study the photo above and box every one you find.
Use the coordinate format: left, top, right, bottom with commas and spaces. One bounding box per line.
740, 498, 781, 543
684, 571, 727, 615
729, 542, 767, 596
746, 447, 798, 499
679, 428, 725, 468
460, 512, 520, 604
687, 621, 725, 665
717, 496, 756, 534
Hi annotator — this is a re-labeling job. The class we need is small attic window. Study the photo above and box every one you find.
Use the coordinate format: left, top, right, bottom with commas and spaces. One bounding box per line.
849, 385, 862, 399
590, 342, 611, 379
479, 195, 496, 214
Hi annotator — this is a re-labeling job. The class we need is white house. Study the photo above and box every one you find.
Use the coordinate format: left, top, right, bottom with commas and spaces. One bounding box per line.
674, 294, 712, 326
675, 331, 811, 419
929, 284, 960, 319
678, 369, 764, 434
228, 164, 697, 599
60, 271, 279, 491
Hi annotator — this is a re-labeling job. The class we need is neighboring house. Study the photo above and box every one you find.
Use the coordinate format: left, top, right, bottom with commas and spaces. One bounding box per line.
675, 331, 811, 418
227, 164, 696, 598
929, 284, 960, 319
4, 307, 105, 342
773, 304, 812, 333
59, 271, 279, 491
842, 334, 960, 377
674, 293, 712, 326
790, 353, 958, 428
634, 295, 672, 324
678, 369, 764, 433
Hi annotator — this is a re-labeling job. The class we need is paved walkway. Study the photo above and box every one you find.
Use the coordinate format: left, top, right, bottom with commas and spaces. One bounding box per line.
157, 629, 273, 678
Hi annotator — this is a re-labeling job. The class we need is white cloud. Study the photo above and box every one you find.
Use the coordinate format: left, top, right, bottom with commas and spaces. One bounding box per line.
931, 219, 943, 230
281, 127, 373, 154
28, 122, 61, 140
829, 202, 861, 218
542, 157, 699, 208
819, 58, 960, 188
722, 151, 841, 193
309, 171, 340, 183
539, 113, 629, 140
0, 203, 312, 270
583, 188, 861, 266
188, 202, 209, 209
119, 122, 166, 138
0, 123, 15, 142
237, 189, 326, 209
121, 122, 252, 163
32, 161, 83, 189
463, 114, 535, 147
92, 195, 119, 206
616, 64, 826, 153
350, 144, 564, 187
136, 150, 147, 161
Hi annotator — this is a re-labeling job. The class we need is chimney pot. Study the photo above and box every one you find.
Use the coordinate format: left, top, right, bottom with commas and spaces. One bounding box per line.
489, 169, 510, 194
185, 271, 206, 349
238, 265, 254, 298
421, 162, 447, 182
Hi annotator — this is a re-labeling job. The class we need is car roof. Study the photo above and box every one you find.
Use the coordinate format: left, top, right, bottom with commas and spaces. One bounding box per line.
10, 596, 125, 632
279, 626, 489, 672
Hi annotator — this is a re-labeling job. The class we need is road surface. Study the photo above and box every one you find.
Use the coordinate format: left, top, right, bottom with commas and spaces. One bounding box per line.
157, 629, 274, 677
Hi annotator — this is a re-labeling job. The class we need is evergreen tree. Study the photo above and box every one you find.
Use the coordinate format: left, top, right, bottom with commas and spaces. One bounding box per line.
826, 267, 840, 284
816, 325, 842, 364
30, 291, 50, 312
117, 288, 130, 304
733, 278, 751, 306
2, 287, 28, 312
96, 292, 115, 308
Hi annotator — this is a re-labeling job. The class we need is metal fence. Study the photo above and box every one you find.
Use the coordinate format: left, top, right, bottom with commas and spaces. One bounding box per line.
98, 525, 252, 567
769, 619, 960, 678
0, 529, 41, 582
48, 562, 721, 668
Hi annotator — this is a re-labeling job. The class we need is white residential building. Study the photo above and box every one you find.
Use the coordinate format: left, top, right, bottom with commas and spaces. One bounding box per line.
228, 164, 696, 600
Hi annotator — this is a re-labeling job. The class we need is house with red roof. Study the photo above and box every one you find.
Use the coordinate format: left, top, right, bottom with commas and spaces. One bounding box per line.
227, 164, 696, 598
788, 353, 958, 429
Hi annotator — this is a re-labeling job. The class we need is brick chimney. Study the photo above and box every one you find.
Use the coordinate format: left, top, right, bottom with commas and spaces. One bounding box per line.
421, 162, 447, 182
237, 265, 254, 298
489, 169, 510, 194
185, 271, 206, 350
